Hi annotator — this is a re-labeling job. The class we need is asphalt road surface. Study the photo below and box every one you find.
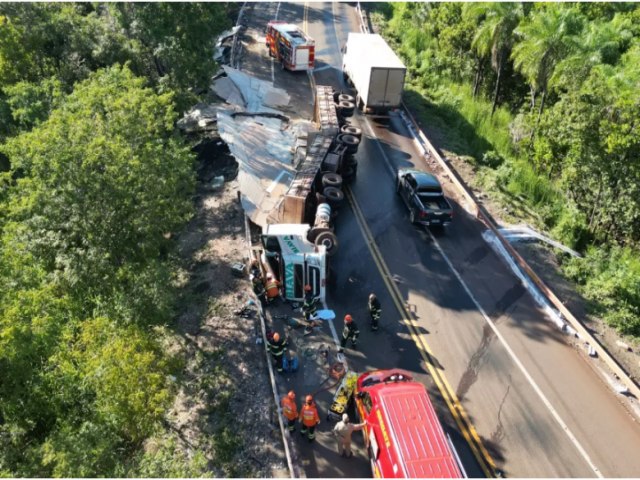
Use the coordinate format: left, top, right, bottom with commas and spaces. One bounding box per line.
240, 2, 640, 478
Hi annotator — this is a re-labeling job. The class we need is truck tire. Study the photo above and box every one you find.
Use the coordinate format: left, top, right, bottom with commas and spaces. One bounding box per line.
333, 90, 341, 103
342, 166, 356, 183
322, 173, 343, 189
338, 133, 360, 154
315, 231, 338, 256
307, 226, 331, 243
345, 155, 358, 168
341, 125, 362, 139
323, 186, 344, 205
338, 94, 355, 104
337, 101, 355, 118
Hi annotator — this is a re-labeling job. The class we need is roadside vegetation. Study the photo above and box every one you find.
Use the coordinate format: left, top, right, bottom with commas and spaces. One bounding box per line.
0, 3, 234, 476
371, 2, 640, 338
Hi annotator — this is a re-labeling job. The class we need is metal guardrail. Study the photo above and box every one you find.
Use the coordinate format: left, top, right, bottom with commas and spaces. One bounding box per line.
355, 1, 640, 402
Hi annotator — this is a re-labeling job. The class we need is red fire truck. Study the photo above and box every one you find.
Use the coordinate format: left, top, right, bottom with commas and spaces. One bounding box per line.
265, 21, 315, 71
355, 369, 465, 478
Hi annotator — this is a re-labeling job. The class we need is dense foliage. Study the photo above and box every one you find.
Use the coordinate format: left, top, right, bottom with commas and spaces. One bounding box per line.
0, 2, 231, 476
374, 3, 640, 336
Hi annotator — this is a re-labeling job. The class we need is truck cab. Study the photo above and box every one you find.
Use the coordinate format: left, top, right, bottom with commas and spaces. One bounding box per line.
261, 223, 327, 302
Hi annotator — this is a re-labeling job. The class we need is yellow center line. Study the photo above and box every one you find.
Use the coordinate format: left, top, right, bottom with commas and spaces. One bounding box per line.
345, 186, 497, 478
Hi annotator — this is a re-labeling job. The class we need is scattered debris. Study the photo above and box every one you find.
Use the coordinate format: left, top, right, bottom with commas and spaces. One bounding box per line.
616, 340, 632, 352
177, 103, 219, 133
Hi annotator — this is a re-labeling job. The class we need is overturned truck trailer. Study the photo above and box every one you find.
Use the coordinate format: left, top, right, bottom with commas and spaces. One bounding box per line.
213, 71, 362, 302
260, 85, 362, 302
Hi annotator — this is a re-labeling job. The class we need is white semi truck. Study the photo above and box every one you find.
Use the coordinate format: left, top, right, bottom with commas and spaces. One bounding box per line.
342, 33, 406, 113
260, 223, 328, 302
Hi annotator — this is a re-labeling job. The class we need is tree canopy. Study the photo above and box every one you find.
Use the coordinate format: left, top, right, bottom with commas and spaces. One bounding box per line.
378, 2, 640, 335
0, 2, 230, 475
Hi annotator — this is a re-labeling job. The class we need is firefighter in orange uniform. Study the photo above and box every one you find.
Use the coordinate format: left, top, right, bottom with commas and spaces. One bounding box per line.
264, 274, 281, 303
299, 394, 320, 442
281, 390, 299, 432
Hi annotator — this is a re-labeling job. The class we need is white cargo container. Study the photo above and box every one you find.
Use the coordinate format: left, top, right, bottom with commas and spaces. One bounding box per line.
342, 33, 406, 113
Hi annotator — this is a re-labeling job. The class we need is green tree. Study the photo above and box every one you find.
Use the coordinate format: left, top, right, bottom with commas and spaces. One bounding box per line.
552, 13, 633, 89
3, 76, 63, 130
464, 2, 523, 115
1, 64, 195, 325
110, 3, 231, 106
511, 6, 584, 123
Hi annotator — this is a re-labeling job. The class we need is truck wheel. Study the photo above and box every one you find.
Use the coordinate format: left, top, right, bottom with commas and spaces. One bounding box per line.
323, 186, 344, 205
315, 231, 338, 256
340, 125, 362, 139
342, 166, 356, 183
322, 173, 343, 189
308, 226, 331, 243
333, 90, 341, 103
337, 101, 355, 118
338, 133, 360, 154
338, 94, 355, 104
345, 155, 358, 168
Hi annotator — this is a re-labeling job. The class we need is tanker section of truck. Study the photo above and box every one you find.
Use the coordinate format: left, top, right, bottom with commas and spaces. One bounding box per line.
342, 33, 406, 113
257, 86, 362, 303
266, 21, 315, 71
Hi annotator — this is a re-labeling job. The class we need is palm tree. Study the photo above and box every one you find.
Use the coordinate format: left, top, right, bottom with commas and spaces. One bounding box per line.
464, 2, 523, 115
511, 5, 583, 124
552, 13, 632, 89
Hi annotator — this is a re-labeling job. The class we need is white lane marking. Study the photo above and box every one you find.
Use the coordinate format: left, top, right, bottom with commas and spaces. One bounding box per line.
359, 113, 603, 478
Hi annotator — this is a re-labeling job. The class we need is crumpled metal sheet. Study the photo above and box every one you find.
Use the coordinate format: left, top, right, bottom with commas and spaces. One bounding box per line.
217, 109, 313, 226
177, 103, 219, 133
212, 66, 290, 112
212, 66, 314, 227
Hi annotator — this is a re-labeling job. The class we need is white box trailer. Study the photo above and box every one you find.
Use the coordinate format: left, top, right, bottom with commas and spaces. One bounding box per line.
342, 33, 406, 113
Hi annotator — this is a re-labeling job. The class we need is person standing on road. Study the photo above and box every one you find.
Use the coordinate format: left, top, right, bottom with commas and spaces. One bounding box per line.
267, 332, 287, 373
340, 314, 360, 350
368, 293, 381, 331
302, 284, 318, 321
333, 413, 366, 458
299, 395, 320, 442
281, 390, 299, 433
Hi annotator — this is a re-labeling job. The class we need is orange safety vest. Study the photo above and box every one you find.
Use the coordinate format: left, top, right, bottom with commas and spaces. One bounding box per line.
265, 279, 280, 298
281, 396, 298, 421
299, 403, 320, 427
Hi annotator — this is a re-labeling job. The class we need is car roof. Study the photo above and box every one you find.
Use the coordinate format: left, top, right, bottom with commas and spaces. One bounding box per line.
404, 169, 441, 189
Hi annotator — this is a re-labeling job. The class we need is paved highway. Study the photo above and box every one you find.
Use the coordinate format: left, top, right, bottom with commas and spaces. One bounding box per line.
240, 2, 640, 477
